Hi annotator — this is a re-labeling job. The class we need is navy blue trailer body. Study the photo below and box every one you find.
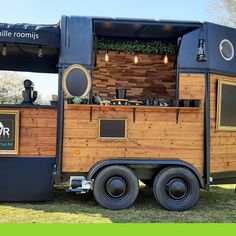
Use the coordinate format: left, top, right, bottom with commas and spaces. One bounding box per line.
0, 16, 236, 210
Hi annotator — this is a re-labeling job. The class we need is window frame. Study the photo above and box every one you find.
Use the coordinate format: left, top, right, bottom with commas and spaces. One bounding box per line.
219, 39, 235, 61
216, 78, 236, 131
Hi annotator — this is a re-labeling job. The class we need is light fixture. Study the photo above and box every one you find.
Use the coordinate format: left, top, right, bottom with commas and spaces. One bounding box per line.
38, 46, 43, 58
134, 54, 139, 64
2, 43, 7, 56
196, 39, 207, 62
105, 51, 109, 62
164, 54, 168, 64
196, 28, 207, 62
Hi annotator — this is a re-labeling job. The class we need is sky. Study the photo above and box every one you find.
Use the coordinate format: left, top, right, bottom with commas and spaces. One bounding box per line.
0, 0, 214, 100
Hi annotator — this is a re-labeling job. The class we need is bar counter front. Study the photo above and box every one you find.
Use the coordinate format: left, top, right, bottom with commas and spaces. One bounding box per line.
62, 103, 204, 175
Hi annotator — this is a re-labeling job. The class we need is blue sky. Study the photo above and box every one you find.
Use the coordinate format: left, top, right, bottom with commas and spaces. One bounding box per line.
0, 0, 213, 24
0, 0, 214, 101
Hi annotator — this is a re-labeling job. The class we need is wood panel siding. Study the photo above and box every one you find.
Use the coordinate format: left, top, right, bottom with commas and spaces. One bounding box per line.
210, 74, 236, 173
63, 73, 205, 175
0, 108, 57, 157
93, 51, 176, 100
179, 73, 206, 105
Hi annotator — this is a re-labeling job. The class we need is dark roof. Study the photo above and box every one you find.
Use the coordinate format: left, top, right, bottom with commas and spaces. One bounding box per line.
93, 17, 203, 39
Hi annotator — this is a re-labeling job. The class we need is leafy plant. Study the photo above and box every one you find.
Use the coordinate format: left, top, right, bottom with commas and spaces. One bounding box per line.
73, 96, 89, 104
65, 94, 74, 104
96, 38, 177, 55
65, 95, 74, 99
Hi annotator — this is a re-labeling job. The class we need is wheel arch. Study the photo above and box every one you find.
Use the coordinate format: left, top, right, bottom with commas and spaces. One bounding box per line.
86, 159, 205, 188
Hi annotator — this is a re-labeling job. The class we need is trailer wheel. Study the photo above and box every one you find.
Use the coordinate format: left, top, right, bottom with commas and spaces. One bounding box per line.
153, 167, 200, 211
93, 165, 139, 210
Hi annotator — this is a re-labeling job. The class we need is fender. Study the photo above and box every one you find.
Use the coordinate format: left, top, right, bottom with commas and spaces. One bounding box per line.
86, 158, 205, 188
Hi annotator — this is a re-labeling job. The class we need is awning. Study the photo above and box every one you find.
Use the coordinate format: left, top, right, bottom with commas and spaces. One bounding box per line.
93, 18, 203, 39
0, 23, 60, 73
0, 23, 60, 47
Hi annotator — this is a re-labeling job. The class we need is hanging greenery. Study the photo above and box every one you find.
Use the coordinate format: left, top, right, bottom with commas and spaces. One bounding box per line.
97, 38, 177, 55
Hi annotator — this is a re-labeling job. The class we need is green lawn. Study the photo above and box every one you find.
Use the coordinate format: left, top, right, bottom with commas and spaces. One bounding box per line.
0, 185, 235, 223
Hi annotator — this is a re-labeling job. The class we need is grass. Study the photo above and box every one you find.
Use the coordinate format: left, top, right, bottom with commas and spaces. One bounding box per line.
0, 184, 235, 223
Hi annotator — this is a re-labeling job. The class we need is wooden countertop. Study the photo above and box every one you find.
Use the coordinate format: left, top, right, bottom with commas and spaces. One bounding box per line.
0, 104, 57, 109
65, 104, 202, 112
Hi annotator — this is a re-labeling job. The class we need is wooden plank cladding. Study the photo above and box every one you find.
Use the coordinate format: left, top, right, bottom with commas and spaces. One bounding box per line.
62, 78, 205, 175
179, 73, 205, 105
0, 108, 57, 158
93, 51, 176, 100
210, 74, 236, 173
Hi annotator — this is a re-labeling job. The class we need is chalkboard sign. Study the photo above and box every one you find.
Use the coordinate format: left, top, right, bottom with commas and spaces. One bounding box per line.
0, 110, 19, 154
217, 79, 236, 131
63, 64, 92, 97
99, 119, 127, 140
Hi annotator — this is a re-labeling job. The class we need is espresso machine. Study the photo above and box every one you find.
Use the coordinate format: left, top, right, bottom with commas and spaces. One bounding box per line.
21, 79, 38, 105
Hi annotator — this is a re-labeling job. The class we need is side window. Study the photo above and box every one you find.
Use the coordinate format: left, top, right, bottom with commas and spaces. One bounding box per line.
217, 78, 236, 131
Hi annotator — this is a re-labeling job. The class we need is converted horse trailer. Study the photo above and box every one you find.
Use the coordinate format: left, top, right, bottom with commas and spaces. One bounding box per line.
0, 16, 236, 211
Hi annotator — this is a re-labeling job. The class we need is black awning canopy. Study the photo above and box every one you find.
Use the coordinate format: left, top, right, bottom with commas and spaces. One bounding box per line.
0, 43, 59, 73
93, 18, 203, 40
0, 23, 60, 47
0, 23, 60, 73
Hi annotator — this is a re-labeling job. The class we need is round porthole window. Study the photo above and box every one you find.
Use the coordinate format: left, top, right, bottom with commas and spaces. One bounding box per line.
219, 39, 234, 61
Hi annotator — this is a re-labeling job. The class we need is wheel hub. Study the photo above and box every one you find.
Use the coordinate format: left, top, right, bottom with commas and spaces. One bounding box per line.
105, 177, 127, 198
166, 179, 188, 200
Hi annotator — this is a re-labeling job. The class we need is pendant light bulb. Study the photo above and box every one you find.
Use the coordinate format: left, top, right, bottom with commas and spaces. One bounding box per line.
134, 54, 138, 64
105, 51, 109, 62
164, 54, 168, 64
38, 46, 43, 58
2, 44, 7, 56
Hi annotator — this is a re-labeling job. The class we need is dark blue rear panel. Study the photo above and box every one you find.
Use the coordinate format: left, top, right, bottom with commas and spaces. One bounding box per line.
0, 157, 55, 202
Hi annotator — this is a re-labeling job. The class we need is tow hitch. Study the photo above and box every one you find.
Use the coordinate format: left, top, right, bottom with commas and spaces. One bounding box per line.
69, 176, 92, 194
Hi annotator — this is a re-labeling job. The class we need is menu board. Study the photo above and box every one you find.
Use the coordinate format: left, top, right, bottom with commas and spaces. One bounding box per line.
0, 110, 19, 154
99, 119, 127, 139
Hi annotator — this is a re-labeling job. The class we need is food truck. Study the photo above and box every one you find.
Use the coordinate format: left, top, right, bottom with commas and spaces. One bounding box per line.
0, 16, 236, 211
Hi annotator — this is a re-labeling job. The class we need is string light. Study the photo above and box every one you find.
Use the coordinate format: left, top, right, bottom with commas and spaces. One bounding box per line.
134, 54, 138, 64
38, 46, 43, 58
164, 54, 168, 64
2, 43, 7, 56
105, 51, 109, 62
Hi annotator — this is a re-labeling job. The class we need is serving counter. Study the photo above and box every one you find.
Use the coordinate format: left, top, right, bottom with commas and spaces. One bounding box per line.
62, 103, 204, 174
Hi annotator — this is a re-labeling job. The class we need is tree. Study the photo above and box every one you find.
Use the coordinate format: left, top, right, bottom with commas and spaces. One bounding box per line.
0, 72, 49, 105
0, 72, 25, 104
208, 0, 236, 27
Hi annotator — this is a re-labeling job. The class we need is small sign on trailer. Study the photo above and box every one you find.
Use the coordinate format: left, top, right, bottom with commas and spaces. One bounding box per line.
0, 110, 19, 154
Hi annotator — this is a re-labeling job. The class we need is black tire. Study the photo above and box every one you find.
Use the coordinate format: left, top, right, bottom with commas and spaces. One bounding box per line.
141, 179, 153, 187
153, 167, 200, 211
93, 165, 139, 210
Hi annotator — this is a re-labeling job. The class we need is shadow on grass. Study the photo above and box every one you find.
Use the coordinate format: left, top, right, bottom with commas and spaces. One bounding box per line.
2, 185, 236, 223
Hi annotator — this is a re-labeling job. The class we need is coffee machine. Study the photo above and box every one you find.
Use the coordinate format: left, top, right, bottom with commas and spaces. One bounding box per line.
21, 80, 38, 105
